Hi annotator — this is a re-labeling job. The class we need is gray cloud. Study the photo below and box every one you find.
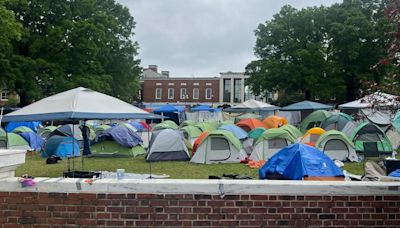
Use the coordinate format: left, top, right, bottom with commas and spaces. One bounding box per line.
118, 0, 341, 77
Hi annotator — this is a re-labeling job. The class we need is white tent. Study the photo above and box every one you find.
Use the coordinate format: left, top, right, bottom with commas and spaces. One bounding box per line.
339, 92, 399, 109
146, 129, 190, 162
230, 99, 278, 110
225, 99, 280, 117
2, 87, 158, 122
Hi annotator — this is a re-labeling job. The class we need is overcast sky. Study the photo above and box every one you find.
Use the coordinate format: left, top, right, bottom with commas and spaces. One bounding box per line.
117, 0, 341, 77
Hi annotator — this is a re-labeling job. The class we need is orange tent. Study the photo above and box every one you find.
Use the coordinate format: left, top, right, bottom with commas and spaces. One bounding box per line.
300, 127, 326, 147
263, 116, 288, 129
236, 118, 265, 132
192, 131, 209, 155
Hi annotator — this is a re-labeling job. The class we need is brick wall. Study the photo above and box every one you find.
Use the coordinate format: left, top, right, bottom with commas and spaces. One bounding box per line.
1, 192, 399, 227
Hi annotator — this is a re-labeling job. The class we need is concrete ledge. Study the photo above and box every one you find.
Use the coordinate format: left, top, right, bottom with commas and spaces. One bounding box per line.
1, 178, 399, 195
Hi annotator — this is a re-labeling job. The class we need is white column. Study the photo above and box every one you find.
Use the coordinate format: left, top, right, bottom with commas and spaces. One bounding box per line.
230, 77, 234, 104
240, 78, 245, 103
219, 77, 223, 104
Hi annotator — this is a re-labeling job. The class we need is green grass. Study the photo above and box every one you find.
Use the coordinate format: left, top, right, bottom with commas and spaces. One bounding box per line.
16, 152, 368, 179
16, 153, 259, 179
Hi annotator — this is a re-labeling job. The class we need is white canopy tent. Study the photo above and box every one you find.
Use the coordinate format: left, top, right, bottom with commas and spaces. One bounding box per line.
339, 92, 399, 109
2, 87, 159, 122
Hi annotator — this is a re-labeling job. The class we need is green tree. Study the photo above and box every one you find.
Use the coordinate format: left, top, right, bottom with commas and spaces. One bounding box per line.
5, 0, 140, 105
0, 0, 23, 92
246, 0, 392, 104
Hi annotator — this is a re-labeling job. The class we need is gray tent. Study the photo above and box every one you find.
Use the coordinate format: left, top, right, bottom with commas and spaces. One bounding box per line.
146, 129, 190, 162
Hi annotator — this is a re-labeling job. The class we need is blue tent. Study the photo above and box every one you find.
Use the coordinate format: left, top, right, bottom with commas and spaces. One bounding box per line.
218, 124, 248, 140
259, 143, 343, 180
43, 136, 80, 158
97, 124, 142, 148
280, 100, 333, 111
19, 132, 45, 151
191, 105, 220, 112
6, 121, 41, 133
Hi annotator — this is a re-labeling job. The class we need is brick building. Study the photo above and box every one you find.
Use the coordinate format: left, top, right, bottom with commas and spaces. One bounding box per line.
139, 65, 276, 106
140, 65, 219, 105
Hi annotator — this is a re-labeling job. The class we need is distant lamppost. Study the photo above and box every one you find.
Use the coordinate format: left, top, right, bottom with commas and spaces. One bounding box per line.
183, 93, 189, 106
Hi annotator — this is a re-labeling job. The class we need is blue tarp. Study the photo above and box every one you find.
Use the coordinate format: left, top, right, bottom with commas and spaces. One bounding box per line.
191, 105, 221, 112
153, 105, 186, 125
19, 132, 45, 151
219, 124, 248, 140
6, 121, 42, 133
259, 143, 344, 180
43, 136, 80, 158
129, 122, 145, 131
389, 169, 400, 178
97, 124, 142, 148
280, 100, 333, 111
153, 105, 185, 113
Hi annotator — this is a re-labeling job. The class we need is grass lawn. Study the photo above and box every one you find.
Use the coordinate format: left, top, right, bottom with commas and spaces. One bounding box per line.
16, 152, 366, 179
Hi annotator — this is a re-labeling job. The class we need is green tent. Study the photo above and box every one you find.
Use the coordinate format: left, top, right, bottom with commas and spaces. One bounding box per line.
153, 120, 179, 131
12, 126, 34, 134
255, 128, 297, 145
299, 110, 333, 133
0, 128, 5, 137
0, 132, 31, 150
91, 141, 146, 157
179, 120, 196, 128
235, 113, 262, 123
320, 113, 352, 131
181, 126, 202, 138
94, 124, 111, 135
38, 126, 57, 138
316, 130, 358, 162
195, 122, 218, 132
250, 128, 296, 161
190, 129, 246, 164
220, 119, 235, 126
248, 127, 266, 140
279, 124, 302, 140
316, 130, 355, 148
352, 122, 393, 155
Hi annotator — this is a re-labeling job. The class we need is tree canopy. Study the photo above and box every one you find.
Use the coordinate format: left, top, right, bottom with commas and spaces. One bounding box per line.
1, 0, 140, 106
246, 0, 393, 105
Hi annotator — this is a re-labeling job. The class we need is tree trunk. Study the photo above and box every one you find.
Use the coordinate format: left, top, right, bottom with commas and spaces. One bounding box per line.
305, 89, 311, 100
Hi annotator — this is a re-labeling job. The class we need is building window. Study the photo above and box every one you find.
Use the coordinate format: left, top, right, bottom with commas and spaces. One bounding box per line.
180, 88, 187, 99
205, 88, 212, 100
155, 88, 162, 99
168, 88, 174, 99
193, 88, 199, 100
223, 79, 231, 102
234, 79, 242, 103
0, 91, 8, 100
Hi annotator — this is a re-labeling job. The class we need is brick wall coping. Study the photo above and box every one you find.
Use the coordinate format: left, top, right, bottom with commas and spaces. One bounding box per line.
0, 177, 399, 195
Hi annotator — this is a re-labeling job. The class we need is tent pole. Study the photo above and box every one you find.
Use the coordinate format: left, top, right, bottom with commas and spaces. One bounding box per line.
148, 125, 152, 179
72, 123, 75, 173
